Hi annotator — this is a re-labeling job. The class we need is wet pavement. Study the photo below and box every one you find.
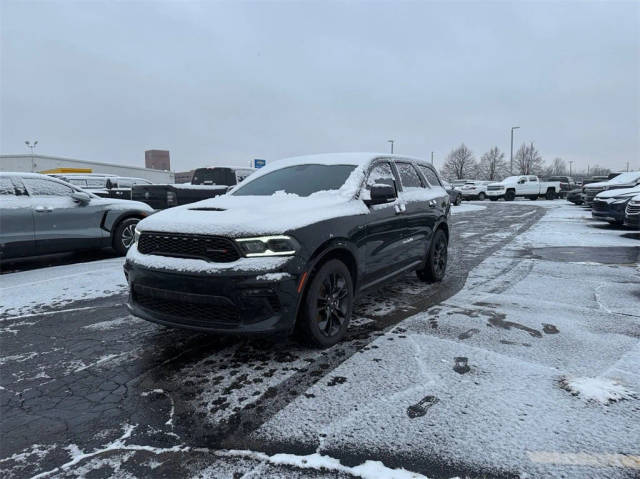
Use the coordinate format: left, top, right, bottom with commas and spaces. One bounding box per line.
1, 202, 638, 478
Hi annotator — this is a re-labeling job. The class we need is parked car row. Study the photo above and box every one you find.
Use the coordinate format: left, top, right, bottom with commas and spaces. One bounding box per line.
566, 171, 640, 230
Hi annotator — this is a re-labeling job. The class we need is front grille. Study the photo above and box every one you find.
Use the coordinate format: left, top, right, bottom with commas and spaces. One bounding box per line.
592, 200, 608, 211
133, 285, 239, 325
626, 203, 640, 215
138, 232, 240, 262
487, 185, 503, 191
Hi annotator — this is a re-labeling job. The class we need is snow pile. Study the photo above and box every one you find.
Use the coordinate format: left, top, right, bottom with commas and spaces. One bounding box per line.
216, 450, 430, 479
559, 376, 636, 404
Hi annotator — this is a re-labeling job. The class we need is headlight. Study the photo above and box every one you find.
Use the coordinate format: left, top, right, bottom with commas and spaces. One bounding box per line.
611, 197, 632, 205
236, 235, 299, 257
134, 228, 141, 244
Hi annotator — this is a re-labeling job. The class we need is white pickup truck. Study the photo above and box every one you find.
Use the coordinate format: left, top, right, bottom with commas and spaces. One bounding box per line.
485, 175, 562, 201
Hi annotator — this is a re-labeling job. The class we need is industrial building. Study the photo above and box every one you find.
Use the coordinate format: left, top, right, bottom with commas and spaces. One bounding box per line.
0, 153, 175, 183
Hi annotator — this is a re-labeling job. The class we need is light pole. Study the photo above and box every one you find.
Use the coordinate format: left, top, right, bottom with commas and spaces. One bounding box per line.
510, 126, 520, 174
387, 140, 394, 154
25, 140, 38, 172
569, 160, 574, 176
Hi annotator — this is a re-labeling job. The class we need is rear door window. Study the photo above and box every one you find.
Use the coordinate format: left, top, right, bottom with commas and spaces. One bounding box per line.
395, 162, 423, 190
417, 164, 442, 187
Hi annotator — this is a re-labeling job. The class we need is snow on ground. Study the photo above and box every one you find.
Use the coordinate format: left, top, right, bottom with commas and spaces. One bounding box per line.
250, 201, 640, 478
0, 258, 126, 318
450, 203, 486, 215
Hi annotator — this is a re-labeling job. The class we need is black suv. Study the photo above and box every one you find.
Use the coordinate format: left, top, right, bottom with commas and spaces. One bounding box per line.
124, 153, 450, 347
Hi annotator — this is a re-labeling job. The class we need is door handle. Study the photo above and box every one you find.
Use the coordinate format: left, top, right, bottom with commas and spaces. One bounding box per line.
34, 206, 53, 213
394, 203, 406, 214
428, 200, 437, 208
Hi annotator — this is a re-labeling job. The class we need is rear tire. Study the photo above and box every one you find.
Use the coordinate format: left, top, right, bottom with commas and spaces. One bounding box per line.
478, 192, 486, 201
417, 229, 448, 283
113, 217, 140, 256
545, 189, 557, 200
296, 260, 353, 348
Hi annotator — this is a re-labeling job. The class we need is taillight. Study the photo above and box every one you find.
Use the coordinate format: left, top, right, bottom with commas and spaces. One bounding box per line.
166, 191, 177, 206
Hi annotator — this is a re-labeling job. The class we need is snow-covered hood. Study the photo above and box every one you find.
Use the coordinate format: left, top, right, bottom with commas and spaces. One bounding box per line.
595, 185, 640, 199
136, 192, 369, 237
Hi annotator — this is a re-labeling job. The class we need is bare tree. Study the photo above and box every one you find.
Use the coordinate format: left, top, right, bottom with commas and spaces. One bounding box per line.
548, 157, 567, 176
478, 147, 508, 181
441, 144, 477, 180
514, 142, 544, 175
589, 165, 612, 176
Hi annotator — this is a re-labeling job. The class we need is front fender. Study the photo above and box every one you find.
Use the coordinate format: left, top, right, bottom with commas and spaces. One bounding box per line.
101, 209, 153, 232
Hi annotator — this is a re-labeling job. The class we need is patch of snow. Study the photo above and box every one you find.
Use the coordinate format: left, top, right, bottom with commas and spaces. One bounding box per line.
0, 258, 127, 318
559, 376, 636, 404
255, 272, 293, 281
450, 204, 486, 215
126, 244, 290, 273
216, 450, 429, 479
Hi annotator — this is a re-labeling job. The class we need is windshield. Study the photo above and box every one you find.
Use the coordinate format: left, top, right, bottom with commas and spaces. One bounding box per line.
232, 164, 356, 197
608, 172, 640, 184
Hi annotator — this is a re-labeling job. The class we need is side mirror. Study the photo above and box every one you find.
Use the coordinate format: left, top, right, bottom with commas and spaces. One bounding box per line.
365, 184, 397, 206
71, 191, 91, 205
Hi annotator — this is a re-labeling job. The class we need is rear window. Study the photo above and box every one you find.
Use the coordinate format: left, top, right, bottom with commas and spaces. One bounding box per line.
396, 162, 423, 190
192, 168, 237, 186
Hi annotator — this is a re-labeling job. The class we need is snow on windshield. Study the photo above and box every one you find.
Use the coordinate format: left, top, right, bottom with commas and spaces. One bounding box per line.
608, 171, 640, 184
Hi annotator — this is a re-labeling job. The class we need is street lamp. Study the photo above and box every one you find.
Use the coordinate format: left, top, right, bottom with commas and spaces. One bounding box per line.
569, 160, 574, 176
387, 140, 394, 154
25, 140, 38, 172
510, 126, 520, 174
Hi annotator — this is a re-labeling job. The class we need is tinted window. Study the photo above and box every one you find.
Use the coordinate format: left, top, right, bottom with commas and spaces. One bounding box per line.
366, 162, 396, 191
396, 162, 423, 189
192, 168, 237, 186
23, 178, 75, 197
417, 165, 442, 187
0, 177, 15, 195
233, 164, 356, 196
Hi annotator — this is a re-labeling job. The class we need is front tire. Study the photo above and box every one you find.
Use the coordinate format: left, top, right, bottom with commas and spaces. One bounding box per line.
113, 217, 139, 256
417, 229, 448, 283
478, 192, 486, 201
545, 190, 557, 200
297, 260, 353, 348
504, 190, 516, 201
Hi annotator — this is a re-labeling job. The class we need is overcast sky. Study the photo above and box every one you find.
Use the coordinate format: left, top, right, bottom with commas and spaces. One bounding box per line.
1, 1, 639, 173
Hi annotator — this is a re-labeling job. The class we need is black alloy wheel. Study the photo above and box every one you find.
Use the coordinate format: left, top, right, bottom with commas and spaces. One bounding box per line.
417, 229, 448, 283
297, 260, 353, 348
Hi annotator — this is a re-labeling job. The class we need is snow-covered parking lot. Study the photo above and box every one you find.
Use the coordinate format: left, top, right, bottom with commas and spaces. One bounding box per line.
1, 201, 638, 478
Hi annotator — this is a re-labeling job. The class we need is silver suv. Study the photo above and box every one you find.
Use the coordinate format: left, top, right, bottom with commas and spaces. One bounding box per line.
0, 173, 153, 260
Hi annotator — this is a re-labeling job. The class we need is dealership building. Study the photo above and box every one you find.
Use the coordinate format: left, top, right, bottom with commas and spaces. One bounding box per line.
0, 152, 175, 183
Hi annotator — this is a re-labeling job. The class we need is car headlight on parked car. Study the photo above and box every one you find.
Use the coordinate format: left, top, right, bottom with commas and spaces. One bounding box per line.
235, 235, 300, 257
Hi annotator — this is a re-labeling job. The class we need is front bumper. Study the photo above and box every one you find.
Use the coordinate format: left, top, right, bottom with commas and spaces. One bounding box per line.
624, 212, 640, 229
591, 201, 628, 223
124, 258, 301, 335
486, 190, 504, 198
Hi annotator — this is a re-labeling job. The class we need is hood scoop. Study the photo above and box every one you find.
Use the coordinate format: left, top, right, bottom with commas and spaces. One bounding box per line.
189, 207, 227, 211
